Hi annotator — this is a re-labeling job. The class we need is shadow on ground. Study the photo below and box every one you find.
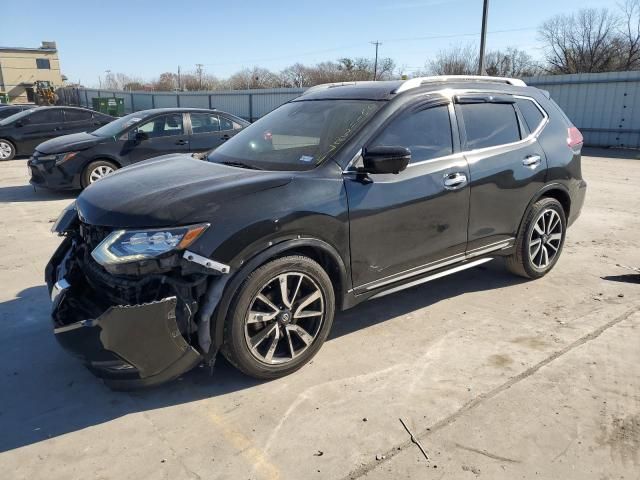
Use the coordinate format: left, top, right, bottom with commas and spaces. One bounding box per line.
0, 260, 524, 453
602, 274, 640, 284
583, 147, 640, 160
0, 184, 77, 203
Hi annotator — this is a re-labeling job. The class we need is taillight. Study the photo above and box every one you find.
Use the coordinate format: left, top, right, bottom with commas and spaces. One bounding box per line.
567, 127, 583, 148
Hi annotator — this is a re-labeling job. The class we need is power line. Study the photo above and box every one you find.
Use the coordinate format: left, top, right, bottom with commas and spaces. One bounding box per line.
201, 26, 537, 67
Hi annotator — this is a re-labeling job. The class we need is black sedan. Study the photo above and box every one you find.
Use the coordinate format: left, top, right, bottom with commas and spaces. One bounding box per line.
0, 104, 35, 120
29, 108, 249, 190
0, 106, 113, 160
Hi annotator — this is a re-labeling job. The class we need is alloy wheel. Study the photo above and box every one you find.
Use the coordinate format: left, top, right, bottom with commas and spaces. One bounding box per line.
529, 208, 563, 269
89, 165, 114, 183
0, 141, 12, 160
244, 272, 325, 365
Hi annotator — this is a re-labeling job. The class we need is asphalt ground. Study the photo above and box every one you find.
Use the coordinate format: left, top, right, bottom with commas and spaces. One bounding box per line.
0, 149, 638, 479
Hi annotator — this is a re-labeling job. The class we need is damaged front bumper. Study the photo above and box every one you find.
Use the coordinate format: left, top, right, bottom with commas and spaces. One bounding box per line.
46, 233, 223, 390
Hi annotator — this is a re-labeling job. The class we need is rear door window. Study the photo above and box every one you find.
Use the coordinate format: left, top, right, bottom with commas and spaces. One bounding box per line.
515, 98, 546, 133
458, 102, 521, 150
190, 113, 220, 134
28, 109, 64, 125
371, 104, 453, 163
64, 109, 93, 122
219, 116, 234, 131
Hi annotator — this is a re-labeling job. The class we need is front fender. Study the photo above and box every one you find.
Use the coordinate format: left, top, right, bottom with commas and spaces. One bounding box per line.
201, 237, 349, 355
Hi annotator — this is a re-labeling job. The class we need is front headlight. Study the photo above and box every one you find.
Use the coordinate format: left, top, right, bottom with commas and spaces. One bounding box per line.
55, 151, 80, 166
91, 223, 209, 266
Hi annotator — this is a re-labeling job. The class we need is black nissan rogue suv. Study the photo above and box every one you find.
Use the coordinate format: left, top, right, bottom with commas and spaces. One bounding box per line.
47, 76, 586, 389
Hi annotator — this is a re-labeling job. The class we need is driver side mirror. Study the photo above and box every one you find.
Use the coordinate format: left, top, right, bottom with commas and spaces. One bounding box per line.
15, 119, 26, 127
361, 146, 411, 174
128, 130, 148, 142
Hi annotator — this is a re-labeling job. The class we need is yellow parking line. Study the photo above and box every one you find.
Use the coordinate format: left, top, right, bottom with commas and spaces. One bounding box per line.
207, 412, 282, 480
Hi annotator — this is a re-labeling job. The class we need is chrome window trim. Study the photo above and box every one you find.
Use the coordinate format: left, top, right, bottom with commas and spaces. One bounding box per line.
512, 95, 549, 135
453, 93, 549, 157
342, 90, 549, 174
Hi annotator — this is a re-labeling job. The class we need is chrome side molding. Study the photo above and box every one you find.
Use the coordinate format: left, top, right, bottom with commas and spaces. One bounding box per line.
370, 257, 494, 299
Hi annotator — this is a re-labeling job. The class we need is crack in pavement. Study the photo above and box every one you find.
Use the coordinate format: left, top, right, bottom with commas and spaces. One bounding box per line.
453, 443, 520, 463
342, 305, 640, 480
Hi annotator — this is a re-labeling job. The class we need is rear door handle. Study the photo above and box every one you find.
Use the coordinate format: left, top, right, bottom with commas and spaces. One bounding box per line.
523, 154, 541, 168
220, 134, 230, 141
443, 172, 468, 190
175, 139, 189, 145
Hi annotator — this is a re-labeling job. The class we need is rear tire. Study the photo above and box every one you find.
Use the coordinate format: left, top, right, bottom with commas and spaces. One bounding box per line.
222, 255, 335, 380
82, 160, 118, 188
506, 197, 566, 279
0, 139, 15, 161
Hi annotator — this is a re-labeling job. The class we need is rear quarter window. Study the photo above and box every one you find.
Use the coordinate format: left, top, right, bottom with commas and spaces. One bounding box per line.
458, 102, 521, 150
515, 98, 546, 133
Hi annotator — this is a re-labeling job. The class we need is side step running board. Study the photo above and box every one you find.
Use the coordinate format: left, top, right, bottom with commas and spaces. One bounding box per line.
370, 257, 494, 299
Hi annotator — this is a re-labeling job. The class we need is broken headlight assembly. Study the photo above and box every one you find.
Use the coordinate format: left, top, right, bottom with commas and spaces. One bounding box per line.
91, 224, 209, 266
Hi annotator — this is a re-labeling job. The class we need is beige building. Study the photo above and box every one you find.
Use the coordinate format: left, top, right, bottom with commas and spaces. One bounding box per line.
0, 41, 63, 104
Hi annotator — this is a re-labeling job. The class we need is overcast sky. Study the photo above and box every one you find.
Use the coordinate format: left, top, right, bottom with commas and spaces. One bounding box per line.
1, 0, 618, 86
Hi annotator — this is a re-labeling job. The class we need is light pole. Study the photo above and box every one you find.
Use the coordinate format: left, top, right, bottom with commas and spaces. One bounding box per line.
478, 0, 489, 75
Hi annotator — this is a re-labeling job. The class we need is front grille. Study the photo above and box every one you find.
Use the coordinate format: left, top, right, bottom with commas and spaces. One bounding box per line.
30, 166, 45, 183
79, 222, 112, 250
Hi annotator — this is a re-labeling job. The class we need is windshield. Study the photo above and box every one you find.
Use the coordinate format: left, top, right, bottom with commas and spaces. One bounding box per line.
207, 100, 382, 171
91, 112, 147, 137
0, 109, 33, 126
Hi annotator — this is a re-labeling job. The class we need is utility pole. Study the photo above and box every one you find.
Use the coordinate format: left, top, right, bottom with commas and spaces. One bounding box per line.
370, 41, 382, 81
478, 0, 489, 75
196, 63, 204, 90
177, 65, 182, 91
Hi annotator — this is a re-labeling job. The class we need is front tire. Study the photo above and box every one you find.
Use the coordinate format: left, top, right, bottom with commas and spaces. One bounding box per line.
82, 160, 118, 188
0, 139, 15, 161
506, 197, 566, 279
223, 255, 335, 379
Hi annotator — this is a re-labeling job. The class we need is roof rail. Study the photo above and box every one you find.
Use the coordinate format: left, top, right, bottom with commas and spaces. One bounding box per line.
394, 75, 526, 93
301, 81, 372, 95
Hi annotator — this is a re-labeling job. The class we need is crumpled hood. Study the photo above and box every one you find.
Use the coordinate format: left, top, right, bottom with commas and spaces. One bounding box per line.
36, 132, 105, 154
76, 154, 292, 227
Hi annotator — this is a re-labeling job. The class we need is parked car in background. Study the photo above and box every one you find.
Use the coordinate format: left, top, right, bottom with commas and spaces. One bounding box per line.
0, 104, 36, 120
0, 106, 113, 161
47, 76, 586, 389
29, 108, 249, 190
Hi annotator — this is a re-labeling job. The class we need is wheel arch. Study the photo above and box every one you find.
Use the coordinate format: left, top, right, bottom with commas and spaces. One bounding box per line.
209, 237, 349, 351
518, 183, 571, 235
0, 137, 17, 154
89, 155, 123, 168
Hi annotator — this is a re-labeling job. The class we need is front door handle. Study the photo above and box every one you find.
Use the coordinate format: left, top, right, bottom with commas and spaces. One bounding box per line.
220, 134, 230, 141
523, 154, 541, 168
175, 139, 189, 145
443, 172, 468, 190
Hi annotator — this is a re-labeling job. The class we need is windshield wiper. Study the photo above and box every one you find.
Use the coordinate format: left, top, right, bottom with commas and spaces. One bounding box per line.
219, 161, 262, 170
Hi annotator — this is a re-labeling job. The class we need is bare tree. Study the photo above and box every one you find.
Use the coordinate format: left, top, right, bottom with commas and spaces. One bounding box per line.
280, 63, 311, 87
427, 44, 478, 75
618, 0, 640, 70
153, 72, 179, 91
226, 67, 281, 90
485, 48, 541, 77
539, 8, 620, 73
